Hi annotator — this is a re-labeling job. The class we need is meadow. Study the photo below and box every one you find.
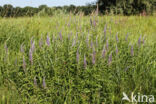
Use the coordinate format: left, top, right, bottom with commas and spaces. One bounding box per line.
0, 14, 155, 103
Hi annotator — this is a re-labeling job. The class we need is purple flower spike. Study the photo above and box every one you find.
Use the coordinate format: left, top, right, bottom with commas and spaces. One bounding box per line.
90, 40, 94, 49
34, 77, 37, 86
43, 77, 46, 89
93, 20, 96, 27
125, 33, 128, 41
76, 48, 79, 63
86, 35, 89, 47
96, 36, 98, 47
31, 41, 35, 53
116, 45, 118, 55
23, 56, 26, 71
84, 54, 87, 68
131, 45, 134, 56
90, 18, 92, 26
30, 37, 34, 45
106, 40, 109, 50
29, 49, 33, 65
108, 52, 112, 65
39, 38, 43, 48
92, 51, 96, 65
59, 32, 62, 41
102, 45, 106, 58
138, 35, 141, 46
116, 33, 119, 42
46, 35, 50, 46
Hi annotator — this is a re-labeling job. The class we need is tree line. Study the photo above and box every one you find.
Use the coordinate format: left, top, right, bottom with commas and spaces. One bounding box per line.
0, 0, 155, 17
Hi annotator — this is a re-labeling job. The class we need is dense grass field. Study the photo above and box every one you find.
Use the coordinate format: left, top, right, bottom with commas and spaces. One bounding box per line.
0, 15, 155, 103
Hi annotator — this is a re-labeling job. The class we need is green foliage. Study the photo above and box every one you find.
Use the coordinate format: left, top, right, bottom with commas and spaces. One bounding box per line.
97, 0, 156, 15
0, 15, 155, 103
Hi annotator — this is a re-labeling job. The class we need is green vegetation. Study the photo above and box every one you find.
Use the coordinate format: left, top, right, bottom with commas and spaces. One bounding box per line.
0, 15, 155, 103
0, 0, 156, 17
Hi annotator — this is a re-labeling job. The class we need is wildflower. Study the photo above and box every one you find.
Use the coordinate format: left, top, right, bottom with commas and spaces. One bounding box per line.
46, 35, 50, 46
76, 48, 79, 63
116, 45, 118, 55
23, 56, 26, 71
92, 51, 96, 65
106, 39, 109, 50
102, 45, 106, 58
90, 40, 94, 49
84, 54, 87, 68
90, 18, 92, 26
29, 49, 33, 65
59, 32, 62, 41
93, 19, 96, 27
43, 77, 46, 89
86, 34, 89, 47
108, 52, 112, 65
96, 36, 98, 47
131, 45, 134, 56
138, 35, 141, 46
39, 38, 43, 48
31, 41, 35, 52
125, 33, 128, 42
116, 33, 119, 42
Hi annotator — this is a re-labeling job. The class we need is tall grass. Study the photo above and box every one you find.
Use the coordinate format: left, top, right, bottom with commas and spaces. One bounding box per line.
0, 15, 155, 103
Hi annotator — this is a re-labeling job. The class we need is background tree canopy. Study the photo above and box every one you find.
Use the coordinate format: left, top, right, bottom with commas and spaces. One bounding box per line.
0, 0, 155, 17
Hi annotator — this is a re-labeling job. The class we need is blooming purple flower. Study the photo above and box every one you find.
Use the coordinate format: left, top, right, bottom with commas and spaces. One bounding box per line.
76, 48, 79, 63
23, 56, 26, 71
125, 33, 128, 41
31, 41, 35, 53
131, 45, 134, 56
86, 34, 89, 47
46, 35, 50, 46
96, 36, 98, 47
102, 45, 106, 58
59, 32, 62, 41
43, 77, 46, 89
29, 49, 33, 65
93, 19, 96, 27
138, 35, 141, 46
39, 38, 43, 48
116, 33, 119, 42
90, 40, 94, 49
90, 18, 92, 26
84, 54, 87, 68
106, 40, 109, 50
92, 51, 96, 65
30, 37, 34, 45
108, 52, 112, 65
116, 45, 118, 55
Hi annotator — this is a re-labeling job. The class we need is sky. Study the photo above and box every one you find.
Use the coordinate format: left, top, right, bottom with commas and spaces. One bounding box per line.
0, 0, 96, 7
